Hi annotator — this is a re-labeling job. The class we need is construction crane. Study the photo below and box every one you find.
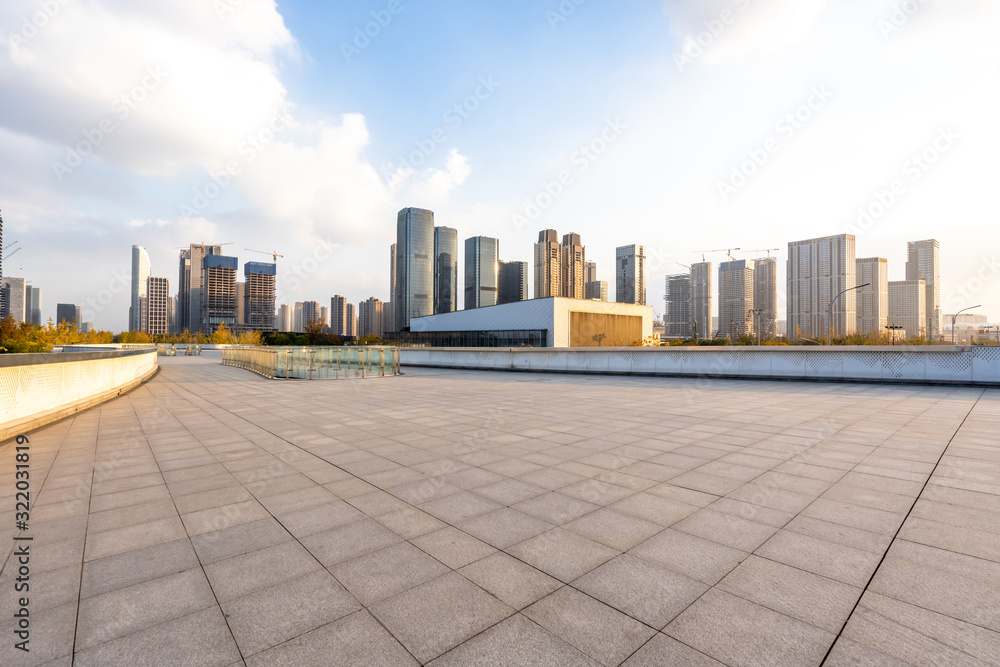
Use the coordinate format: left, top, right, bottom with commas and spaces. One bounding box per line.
172, 242, 234, 249
742, 248, 780, 259
676, 262, 690, 271
245, 249, 285, 263
693, 247, 740, 262
3, 246, 22, 262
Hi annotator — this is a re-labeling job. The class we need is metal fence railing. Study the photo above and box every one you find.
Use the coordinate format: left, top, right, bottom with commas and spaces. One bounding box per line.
221, 346, 400, 380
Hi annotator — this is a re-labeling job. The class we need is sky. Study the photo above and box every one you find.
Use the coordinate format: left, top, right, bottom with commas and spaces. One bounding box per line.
1, 0, 998, 331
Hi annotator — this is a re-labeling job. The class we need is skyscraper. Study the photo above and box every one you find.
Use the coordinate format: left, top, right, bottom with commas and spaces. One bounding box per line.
616, 245, 646, 305
889, 280, 927, 338
856, 257, 889, 336
386, 243, 396, 333
787, 234, 857, 340
1, 277, 25, 322
56, 303, 78, 329
130, 245, 150, 332
719, 259, 755, 340
26, 285, 41, 326
178, 243, 227, 333
584, 261, 598, 284
358, 297, 383, 337
346, 303, 357, 337
434, 226, 458, 314
330, 295, 348, 335
498, 261, 529, 304
244, 262, 277, 330
145, 276, 169, 335
534, 230, 561, 299
585, 281, 608, 302
394, 208, 435, 330
201, 254, 238, 333
465, 236, 499, 310
279, 304, 293, 332
177, 248, 192, 331
562, 233, 586, 299
906, 239, 940, 340
302, 301, 320, 327
752, 256, 777, 340
664, 273, 692, 339
691, 262, 713, 339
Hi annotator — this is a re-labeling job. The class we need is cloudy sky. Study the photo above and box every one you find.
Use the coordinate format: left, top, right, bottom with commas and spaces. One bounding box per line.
1, 0, 997, 330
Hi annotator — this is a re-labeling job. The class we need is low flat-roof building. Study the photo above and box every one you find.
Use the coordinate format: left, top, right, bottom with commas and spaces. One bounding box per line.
407, 297, 653, 347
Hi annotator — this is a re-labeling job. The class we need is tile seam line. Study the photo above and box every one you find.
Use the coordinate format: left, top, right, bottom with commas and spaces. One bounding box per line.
818, 387, 986, 666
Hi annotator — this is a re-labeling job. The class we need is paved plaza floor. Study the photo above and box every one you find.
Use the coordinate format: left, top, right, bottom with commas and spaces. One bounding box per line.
2, 354, 999, 665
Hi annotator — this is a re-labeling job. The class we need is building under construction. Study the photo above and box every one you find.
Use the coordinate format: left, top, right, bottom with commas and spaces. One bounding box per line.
243, 261, 277, 331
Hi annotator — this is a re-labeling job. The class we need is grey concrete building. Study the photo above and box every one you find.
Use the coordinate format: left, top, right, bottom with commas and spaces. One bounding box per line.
787, 234, 857, 340
498, 260, 529, 305
244, 262, 277, 331
752, 256, 778, 340
616, 244, 646, 305
1, 276, 25, 322
906, 239, 941, 340
359, 297, 384, 337
395, 208, 435, 330
465, 236, 499, 310
534, 230, 561, 299
719, 259, 755, 339
890, 279, 927, 339
585, 281, 608, 302
691, 261, 713, 339
331, 295, 348, 336
562, 233, 586, 300
664, 273, 692, 339
856, 257, 889, 336
56, 303, 78, 329
130, 245, 150, 332
145, 276, 169, 336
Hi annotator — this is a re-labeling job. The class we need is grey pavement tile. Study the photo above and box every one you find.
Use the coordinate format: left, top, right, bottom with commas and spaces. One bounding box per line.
278, 500, 364, 537
458, 507, 553, 549
717, 555, 862, 633
898, 516, 1000, 563
245, 610, 417, 667
610, 492, 700, 527
88, 484, 171, 513
345, 489, 412, 517
563, 508, 663, 551
558, 479, 636, 506
725, 482, 815, 513
0, 601, 77, 665
472, 478, 548, 505
438, 466, 506, 490
370, 572, 513, 663
644, 483, 718, 507
172, 485, 254, 515
256, 485, 337, 515
222, 569, 360, 657
429, 613, 599, 666
376, 506, 447, 539
672, 509, 778, 552
411, 526, 497, 569
300, 518, 402, 566
622, 634, 725, 666
756, 529, 883, 587
669, 471, 745, 496
323, 477, 380, 499
665, 588, 834, 667
204, 540, 321, 602
513, 492, 600, 525
73, 606, 241, 667
821, 483, 915, 514
75, 568, 217, 650
518, 467, 587, 491
824, 637, 910, 667
524, 586, 656, 667
0, 563, 79, 614
784, 515, 893, 554
181, 499, 271, 537
508, 528, 619, 583
573, 554, 707, 629
419, 491, 503, 523
330, 542, 450, 606
629, 529, 747, 585
191, 517, 292, 564
83, 515, 187, 562
706, 496, 794, 528
80, 538, 199, 599
459, 552, 562, 610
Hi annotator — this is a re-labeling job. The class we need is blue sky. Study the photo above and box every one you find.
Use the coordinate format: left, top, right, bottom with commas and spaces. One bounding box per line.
1, 0, 998, 330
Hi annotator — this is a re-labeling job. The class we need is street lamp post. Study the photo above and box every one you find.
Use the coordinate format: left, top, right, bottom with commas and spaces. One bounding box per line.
828, 283, 871, 346
951, 305, 981, 345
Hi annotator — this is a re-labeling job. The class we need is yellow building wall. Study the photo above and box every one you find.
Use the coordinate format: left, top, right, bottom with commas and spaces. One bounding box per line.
570, 312, 643, 347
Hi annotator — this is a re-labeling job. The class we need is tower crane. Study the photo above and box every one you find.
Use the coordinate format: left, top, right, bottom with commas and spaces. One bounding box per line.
693, 247, 740, 262
172, 242, 234, 250
245, 249, 285, 263
742, 248, 780, 259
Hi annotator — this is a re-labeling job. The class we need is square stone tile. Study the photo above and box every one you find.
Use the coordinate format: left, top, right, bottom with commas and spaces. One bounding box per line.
246, 610, 417, 667
457, 508, 553, 549
419, 491, 503, 524
331, 542, 450, 606
181, 499, 271, 537
429, 613, 599, 666
623, 633, 725, 666
279, 501, 365, 537
512, 492, 600, 525
459, 552, 562, 610
83, 515, 188, 562
376, 506, 447, 539
564, 508, 663, 551
665, 589, 834, 667
81, 538, 199, 599
411, 526, 496, 569
204, 540, 321, 602
610, 492, 700, 527
508, 528, 618, 583
191, 517, 292, 564
346, 490, 412, 517
629, 529, 747, 585
756, 530, 881, 587
559, 479, 636, 506
473, 478, 548, 505
574, 554, 708, 628
673, 509, 779, 552
524, 586, 656, 666
222, 569, 360, 657
370, 573, 513, 663
300, 518, 401, 566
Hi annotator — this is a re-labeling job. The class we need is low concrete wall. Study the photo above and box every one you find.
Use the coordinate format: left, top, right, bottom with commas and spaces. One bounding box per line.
0, 349, 158, 442
400, 346, 1000, 385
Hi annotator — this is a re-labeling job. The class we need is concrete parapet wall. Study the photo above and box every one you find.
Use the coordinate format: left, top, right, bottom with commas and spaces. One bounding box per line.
399, 346, 1000, 386
0, 350, 158, 441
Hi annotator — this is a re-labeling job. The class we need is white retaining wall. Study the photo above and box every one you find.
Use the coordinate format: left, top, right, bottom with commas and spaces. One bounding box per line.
400, 346, 1000, 385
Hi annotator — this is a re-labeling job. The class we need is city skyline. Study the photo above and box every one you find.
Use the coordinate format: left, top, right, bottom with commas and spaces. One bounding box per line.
2, 2, 997, 330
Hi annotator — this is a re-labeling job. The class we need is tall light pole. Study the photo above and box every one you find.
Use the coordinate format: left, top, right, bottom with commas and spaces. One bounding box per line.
828, 283, 870, 346
951, 305, 980, 345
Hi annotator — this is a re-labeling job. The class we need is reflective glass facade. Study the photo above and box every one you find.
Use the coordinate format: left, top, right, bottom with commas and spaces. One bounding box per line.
434, 226, 458, 314
395, 208, 435, 330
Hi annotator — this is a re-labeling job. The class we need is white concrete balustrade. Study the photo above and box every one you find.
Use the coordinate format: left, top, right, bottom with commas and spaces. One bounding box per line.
400, 346, 1000, 385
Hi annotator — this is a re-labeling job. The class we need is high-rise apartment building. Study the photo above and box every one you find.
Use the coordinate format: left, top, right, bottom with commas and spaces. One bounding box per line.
465, 236, 499, 310
330, 295, 348, 335
856, 257, 889, 336
301, 301, 320, 327
434, 227, 458, 314
26, 285, 41, 326
534, 230, 561, 299
691, 262, 713, 339
386, 243, 396, 333
279, 304, 293, 332
201, 254, 238, 333
664, 273, 692, 339
585, 281, 608, 302
321, 306, 330, 327
787, 234, 857, 340
585, 261, 598, 284
719, 259, 755, 340
236, 282, 245, 326
498, 261, 529, 305
346, 303, 357, 337
130, 245, 150, 332
358, 297, 383, 337
752, 256, 777, 340
56, 303, 78, 329
1, 277, 25, 322
145, 276, 169, 335
167, 296, 176, 333
906, 239, 940, 340
562, 233, 586, 299
244, 262, 277, 331
889, 280, 927, 339
395, 208, 435, 330
616, 245, 646, 305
